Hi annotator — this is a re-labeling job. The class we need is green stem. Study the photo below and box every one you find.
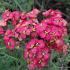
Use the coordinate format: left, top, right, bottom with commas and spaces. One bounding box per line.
14, 0, 24, 11
0, 47, 6, 50
5, 53, 18, 61
0, 47, 24, 61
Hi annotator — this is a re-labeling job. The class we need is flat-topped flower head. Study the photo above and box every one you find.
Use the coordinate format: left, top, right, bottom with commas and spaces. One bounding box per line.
4, 37, 15, 50
24, 39, 50, 70
0, 20, 7, 26
26, 8, 40, 18
26, 39, 45, 49
0, 9, 68, 70
43, 9, 62, 18
2, 10, 11, 21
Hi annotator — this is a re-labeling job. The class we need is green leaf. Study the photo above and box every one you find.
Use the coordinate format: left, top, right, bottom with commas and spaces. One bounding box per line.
55, 0, 66, 2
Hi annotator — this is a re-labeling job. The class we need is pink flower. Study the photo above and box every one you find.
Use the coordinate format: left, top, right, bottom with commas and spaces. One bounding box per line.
26, 8, 40, 18
26, 39, 45, 49
35, 23, 47, 32
63, 44, 68, 55
19, 33, 26, 40
43, 9, 62, 18
1, 9, 68, 70
14, 20, 37, 40
42, 17, 67, 27
53, 39, 68, 53
28, 63, 36, 70
43, 9, 51, 17
24, 39, 50, 70
51, 17, 67, 27
11, 11, 20, 20
31, 32, 37, 38
2, 10, 12, 21
20, 12, 26, 20
0, 27, 4, 34
0, 20, 7, 26
11, 11, 21, 25
36, 23, 67, 41
4, 29, 14, 37
4, 37, 15, 50
2, 10, 21, 26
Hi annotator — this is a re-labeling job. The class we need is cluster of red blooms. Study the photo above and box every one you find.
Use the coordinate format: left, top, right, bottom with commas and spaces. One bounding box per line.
0, 9, 68, 70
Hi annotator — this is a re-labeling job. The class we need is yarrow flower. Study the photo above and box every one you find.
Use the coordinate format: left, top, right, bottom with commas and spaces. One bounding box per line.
0, 27, 4, 34
43, 9, 62, 18
24, 39, 50, 70
2, 10, 11, 21
4, 37, 15, 50
0, 8, 68, 70
54, 39, 68, 54
14, 20, 37, 40
0, 20, 6, 26
2, 10, 21, 25
26, 8, 40, 18
3, 29, 15, 49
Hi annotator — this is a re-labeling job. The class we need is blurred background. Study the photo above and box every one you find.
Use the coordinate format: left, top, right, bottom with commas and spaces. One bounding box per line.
0, 0, 70, 70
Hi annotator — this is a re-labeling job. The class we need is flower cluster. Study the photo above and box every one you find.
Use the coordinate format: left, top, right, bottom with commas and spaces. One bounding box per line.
24, 39, 50, 70
0, 9, 68, 70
